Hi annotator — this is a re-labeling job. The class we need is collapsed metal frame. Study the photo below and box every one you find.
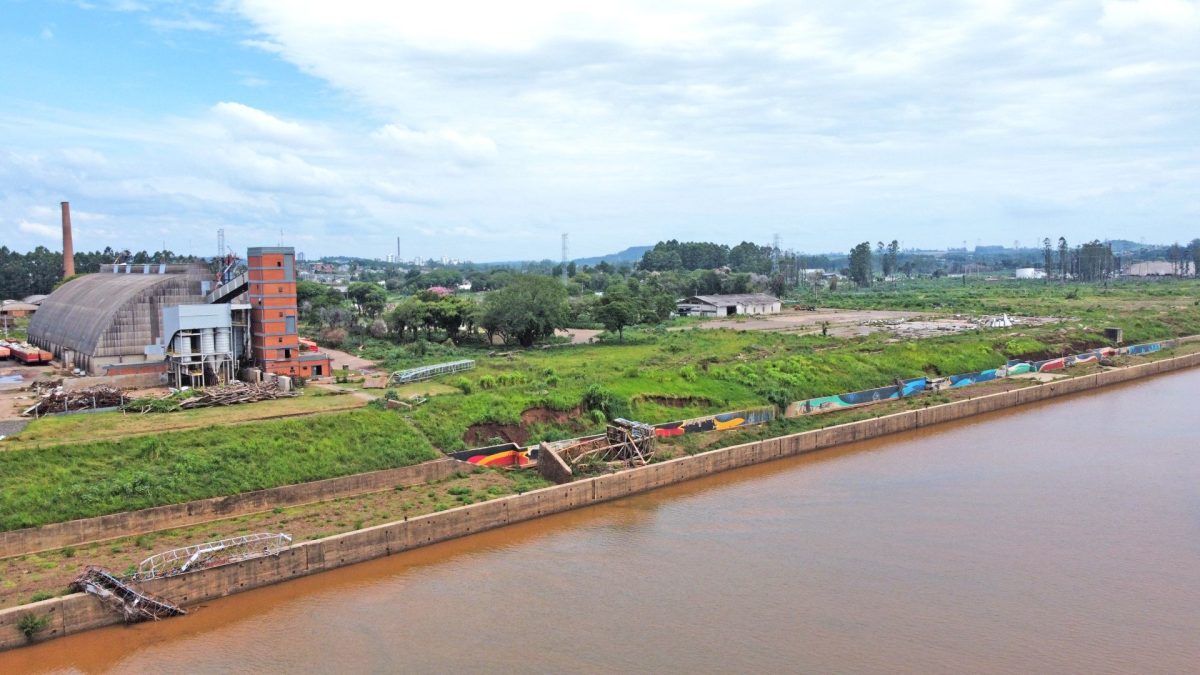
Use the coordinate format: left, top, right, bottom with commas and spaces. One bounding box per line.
562, 418, 658, 469
71, 566, 186, 622
389, 359, 475, 385
134, 532, 293, 581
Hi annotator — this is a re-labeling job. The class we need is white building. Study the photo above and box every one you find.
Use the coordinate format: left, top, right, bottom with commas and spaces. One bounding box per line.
676, 293, 782, 318
1015, 267, 1046, 279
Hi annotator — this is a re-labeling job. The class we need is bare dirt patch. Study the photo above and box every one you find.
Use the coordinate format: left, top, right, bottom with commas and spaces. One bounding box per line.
680, 307, 1063, 340
519, 406, 582, 426
555, 328, 602, 344
463, 422, 529, 446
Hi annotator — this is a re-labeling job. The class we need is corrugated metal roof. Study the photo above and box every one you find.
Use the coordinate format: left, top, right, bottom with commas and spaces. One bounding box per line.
29, 272, 207, 357
1, 301, 39, 312
679, 294, 780, 306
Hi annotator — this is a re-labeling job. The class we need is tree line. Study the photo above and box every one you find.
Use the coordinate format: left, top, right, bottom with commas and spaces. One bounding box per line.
0, 246, 200, 299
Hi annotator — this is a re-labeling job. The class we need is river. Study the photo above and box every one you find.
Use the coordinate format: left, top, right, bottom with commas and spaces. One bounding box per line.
3, 369, 1199, 673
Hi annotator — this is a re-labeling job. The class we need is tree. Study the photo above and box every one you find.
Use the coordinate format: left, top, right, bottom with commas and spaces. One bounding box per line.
388, 297, 429, 342
885, 240, 899, 280
1168, 242, 1184, 276
1057, 237, 1069, 281
1076, 240, 1114, 282
480, 274, 569, 346
347, 282, 387, 318
848, 242, 873, 287
595, 284, 640, 340
876, 242, 886, 275
427, 295, 473, 343
1042, 238, 1054, 283
1191, 239, 1200, 278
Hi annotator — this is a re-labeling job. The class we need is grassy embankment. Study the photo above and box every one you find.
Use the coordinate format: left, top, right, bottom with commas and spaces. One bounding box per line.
4, 280, 1197, 533
0, 467, 552, 609
0, 408, 436, 531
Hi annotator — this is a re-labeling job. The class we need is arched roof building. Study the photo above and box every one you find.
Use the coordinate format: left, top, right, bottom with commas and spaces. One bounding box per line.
28, 266, 209, 374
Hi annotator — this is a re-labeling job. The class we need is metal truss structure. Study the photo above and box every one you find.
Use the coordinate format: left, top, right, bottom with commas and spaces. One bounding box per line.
389, 359, 475, 385
134, 532, 293, 581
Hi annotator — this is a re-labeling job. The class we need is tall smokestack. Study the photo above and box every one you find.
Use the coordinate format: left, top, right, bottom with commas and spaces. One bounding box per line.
61, 201, 75, 278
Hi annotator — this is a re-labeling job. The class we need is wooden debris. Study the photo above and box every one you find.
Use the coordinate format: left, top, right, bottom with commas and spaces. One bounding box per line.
126, 381, 296, 413
22, 386, 124, 416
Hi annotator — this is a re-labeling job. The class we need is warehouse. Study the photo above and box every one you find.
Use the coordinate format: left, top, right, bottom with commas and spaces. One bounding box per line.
28, 264, 213, 375
676, 293, 782, 318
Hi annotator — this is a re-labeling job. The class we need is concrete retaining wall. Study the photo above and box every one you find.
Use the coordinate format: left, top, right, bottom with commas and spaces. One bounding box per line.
0, 458, 461, 559
5, 350, 1198, 652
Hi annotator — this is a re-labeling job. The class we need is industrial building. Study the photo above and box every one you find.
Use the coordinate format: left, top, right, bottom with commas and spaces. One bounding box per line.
676, 293, 782, 318
28, 221, 330, 383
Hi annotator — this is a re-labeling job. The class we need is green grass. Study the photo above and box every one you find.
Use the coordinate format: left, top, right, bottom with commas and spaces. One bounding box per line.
0, 408, 437, 531
792, 278, 1200, 343
391, 279, 1200, 451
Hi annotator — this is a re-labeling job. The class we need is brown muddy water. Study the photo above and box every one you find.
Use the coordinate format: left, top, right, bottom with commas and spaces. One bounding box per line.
4, 369, 1200, 674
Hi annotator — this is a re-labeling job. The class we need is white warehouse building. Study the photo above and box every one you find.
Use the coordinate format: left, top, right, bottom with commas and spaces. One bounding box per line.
676, 293, 782, 318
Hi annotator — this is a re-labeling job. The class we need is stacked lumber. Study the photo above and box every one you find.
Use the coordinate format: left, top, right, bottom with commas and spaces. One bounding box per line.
23, 386, 124, 416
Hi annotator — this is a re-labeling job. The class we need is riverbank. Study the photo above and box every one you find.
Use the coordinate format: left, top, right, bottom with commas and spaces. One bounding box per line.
3, 347, 1197, 651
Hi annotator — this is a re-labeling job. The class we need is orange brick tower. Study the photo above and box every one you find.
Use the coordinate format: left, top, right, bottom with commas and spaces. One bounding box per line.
246, 246, 330, 379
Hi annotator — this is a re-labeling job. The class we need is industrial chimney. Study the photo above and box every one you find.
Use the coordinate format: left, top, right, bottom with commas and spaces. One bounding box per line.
61, 201, 75, 278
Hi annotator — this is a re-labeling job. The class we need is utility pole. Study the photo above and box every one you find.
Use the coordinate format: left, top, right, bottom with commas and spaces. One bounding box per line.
396, 236, 401, 264
561, 233, 569, 283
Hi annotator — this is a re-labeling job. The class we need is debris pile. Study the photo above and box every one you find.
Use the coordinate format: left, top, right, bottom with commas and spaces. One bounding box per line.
22, 385, 124, 417
70, 566, 186, 622
126, 381, 296, 413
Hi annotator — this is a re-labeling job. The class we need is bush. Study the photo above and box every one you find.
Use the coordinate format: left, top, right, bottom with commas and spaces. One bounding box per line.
320, 327, 348, 348
582, 384, 629, 421
30, 591, 54, 603
17, 613, 50, 639
454, 378, 473, 394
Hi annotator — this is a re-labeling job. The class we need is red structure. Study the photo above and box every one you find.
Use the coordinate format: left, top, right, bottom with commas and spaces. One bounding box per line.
246, 247, 330, 378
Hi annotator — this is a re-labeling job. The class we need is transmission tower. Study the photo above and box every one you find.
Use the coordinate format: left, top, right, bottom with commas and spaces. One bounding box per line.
561, 233, 569, 283
217, 228, 225, 261
772, 233, 781, 273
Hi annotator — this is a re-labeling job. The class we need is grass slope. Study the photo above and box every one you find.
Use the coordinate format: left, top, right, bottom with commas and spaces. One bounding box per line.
0, 408, 436, 531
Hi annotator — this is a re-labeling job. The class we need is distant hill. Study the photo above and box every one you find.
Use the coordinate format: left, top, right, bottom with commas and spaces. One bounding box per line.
572, 245, 652, 267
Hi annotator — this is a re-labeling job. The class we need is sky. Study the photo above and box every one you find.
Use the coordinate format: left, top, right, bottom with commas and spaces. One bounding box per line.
1, 0, 1197, 262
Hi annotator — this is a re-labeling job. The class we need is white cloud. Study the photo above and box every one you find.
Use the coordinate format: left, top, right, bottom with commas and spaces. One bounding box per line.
210, 101, 322, 147
4, 1, 1200, 261
147, 17, 220, 32
18, 221, 58, 239
372, 124, 498, 165
1101, 0, 1200, 31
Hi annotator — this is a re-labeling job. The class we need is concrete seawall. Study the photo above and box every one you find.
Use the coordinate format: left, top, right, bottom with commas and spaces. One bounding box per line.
0, 458, 462, 559
5, 351, 1198, 651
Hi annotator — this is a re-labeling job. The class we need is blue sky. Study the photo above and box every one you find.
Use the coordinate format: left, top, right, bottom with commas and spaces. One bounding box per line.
1, 0, 1198, 261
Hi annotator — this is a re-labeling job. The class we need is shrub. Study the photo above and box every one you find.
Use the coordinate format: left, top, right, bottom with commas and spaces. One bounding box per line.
17, 613, 50, 639
454, 378, 473, 394
320, 327, 348, 348
30, 591, 54, 603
